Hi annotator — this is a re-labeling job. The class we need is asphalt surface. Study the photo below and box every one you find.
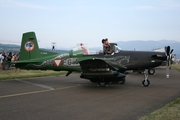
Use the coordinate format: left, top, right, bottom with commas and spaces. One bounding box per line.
0, 68, 180, 120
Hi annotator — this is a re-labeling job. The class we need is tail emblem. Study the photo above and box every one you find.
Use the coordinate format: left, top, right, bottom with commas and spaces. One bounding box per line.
24, 40, 35, 52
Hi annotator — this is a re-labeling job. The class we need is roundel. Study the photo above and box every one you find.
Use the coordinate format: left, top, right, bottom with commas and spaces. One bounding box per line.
24, 40, 35, 52
54, 58, 63, 66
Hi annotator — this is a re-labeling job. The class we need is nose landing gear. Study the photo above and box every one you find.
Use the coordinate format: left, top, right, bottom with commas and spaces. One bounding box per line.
142, 70, 150, 87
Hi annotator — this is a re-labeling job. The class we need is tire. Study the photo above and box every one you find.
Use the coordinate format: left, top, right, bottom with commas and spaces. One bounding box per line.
148, 68, 155, 75
98, 82, 106, 86
142, 79, 150, 87
119, 78, 125, 84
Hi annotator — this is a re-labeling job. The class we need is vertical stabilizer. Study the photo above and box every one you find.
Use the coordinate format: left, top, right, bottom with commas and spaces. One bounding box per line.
19, 32, 40, 60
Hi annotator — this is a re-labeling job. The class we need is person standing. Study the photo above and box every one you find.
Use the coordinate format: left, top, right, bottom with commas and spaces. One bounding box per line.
6, 52, 12, 70
0, 52, 4, 69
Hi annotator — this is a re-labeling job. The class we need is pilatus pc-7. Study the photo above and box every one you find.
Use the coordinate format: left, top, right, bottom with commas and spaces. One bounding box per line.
15, 32, 173, 87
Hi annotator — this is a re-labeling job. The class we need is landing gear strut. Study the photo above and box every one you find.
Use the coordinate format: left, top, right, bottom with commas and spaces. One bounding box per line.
142, 70, 150, 87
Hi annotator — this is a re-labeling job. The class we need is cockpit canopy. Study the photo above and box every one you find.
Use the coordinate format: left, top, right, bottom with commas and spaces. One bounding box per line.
103, 43, 121, 54
71, 43, 121, 56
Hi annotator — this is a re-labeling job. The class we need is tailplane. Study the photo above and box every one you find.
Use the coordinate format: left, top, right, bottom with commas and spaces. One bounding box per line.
19, 32, 40, 60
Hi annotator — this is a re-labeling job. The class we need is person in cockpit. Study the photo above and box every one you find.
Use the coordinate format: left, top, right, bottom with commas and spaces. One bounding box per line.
102, 38, 111, 54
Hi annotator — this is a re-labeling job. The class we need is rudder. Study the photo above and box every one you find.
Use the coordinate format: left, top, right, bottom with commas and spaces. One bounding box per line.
19, 32, 40, 60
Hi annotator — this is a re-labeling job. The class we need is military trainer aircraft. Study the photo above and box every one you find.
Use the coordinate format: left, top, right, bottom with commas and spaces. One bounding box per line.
15, 32, 173, 87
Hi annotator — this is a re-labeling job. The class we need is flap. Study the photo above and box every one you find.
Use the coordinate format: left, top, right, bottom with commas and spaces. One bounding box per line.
79, 59, 117, 72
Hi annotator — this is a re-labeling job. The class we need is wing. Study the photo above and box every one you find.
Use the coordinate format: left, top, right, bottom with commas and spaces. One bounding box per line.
79, 59, 116, 72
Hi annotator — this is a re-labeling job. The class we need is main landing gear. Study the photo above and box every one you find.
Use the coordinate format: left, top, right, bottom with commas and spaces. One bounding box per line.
142, 70, 150, 87
98, 81, 109, 87
98, 78, 126, 87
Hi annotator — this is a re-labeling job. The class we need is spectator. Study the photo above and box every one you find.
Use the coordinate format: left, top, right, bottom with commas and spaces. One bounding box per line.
0, 52, 4, 69
6, 52, 12, 70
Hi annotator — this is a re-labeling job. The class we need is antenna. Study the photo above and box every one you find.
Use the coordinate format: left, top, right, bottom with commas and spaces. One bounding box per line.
52, 42, 56, 50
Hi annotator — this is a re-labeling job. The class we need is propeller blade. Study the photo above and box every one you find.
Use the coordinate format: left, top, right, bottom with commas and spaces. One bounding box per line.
168, 59, 170, 66
166, 46, 170, 56
166, 55, 170, 78
165, 46, 167, 54
165, 46, 173, 78
166, 61, 170, 78
170, 54, 173, 61
170, 49, 174, 54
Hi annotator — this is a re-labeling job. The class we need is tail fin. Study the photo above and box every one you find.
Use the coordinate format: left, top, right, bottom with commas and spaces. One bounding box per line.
19, 32, 40, 60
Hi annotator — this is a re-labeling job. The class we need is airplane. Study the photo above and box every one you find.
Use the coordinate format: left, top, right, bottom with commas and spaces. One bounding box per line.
15, 32, 173, 87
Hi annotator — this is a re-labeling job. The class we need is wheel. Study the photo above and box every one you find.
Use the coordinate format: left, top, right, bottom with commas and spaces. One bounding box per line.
98, 82, 107, 86
148, 68, 155, 75
119, 78, 125, 84
90, 79, 96, 83
142, 79, 150, 87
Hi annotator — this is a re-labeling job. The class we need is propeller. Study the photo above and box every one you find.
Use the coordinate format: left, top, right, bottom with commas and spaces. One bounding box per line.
165, 46, 174, 78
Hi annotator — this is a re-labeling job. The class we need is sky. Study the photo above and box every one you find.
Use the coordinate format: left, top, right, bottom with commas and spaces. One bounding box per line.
0, 0, 180, 48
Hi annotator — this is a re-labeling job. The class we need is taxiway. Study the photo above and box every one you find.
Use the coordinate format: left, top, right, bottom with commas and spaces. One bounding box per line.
0, 68, 180, 120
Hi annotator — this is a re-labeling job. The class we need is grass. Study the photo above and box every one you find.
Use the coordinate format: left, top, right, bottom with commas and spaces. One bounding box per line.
140, 64, 180, 120
0, 68, 67, 80
172, 64, 180, 72
139, 98, 180, 120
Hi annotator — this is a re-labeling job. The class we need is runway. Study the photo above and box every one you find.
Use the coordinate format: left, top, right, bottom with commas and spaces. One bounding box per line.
0, 68, 180, 120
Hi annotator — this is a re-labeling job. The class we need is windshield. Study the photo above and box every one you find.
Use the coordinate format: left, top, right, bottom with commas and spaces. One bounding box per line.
114, 45, 121, 53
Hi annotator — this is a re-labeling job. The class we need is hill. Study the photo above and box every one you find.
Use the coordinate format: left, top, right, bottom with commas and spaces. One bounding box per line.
0, 43, 67, 54
116, 40, 180, 58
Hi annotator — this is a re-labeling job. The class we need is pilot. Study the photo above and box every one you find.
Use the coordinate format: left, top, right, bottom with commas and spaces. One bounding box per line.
102, 38, 111, 53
